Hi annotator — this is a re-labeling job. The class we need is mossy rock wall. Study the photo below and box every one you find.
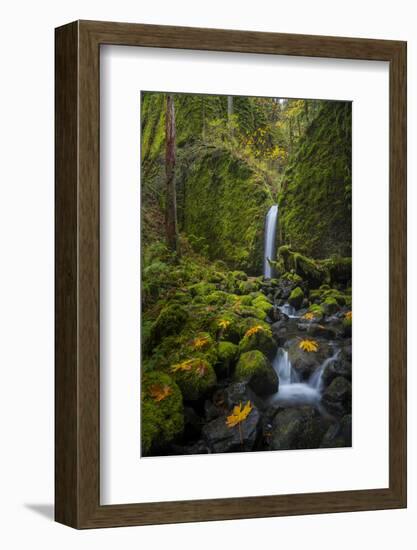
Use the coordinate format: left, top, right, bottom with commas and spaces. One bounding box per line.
182, 149, 273, 273
279, 101, 352, 258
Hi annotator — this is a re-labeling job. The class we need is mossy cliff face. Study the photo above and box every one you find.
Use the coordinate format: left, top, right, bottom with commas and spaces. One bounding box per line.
141, 93, 276, 271
181, 149, 273, 273
279, 102, 352, 258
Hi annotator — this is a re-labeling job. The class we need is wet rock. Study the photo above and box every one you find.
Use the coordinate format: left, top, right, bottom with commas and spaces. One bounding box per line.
286, 338, 331, 381
171, 440, 209, 455
269, 406, 331, 450
202, 406, 261, 453
271, 318, 301, 347
322, 376, 352, 416
184, 406, 203, 439
322, 356, 352, 387
320, 414, 352, 448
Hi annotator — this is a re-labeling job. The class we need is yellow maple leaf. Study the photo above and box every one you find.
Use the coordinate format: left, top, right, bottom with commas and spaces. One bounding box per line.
191, 335, 210, 350
226, 401, 253, 428
244, 325, 264, 339
218, 319, 230, 330
345, 311, 352, 320
171, 358, 208, 377
148, 383, 172, 402
302, 312, 316, 321
299, 339, 319, 353
170, 359, 194, 373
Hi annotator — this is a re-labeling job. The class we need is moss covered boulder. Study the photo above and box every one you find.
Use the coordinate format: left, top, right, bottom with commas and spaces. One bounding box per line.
235, 350, 278, 396
239, 325, 276, 359
279, 246, 327, 287
288, 286, 304, 309
141, 371, 184, 455
150, 303, 189, 344
170, 357, 217, 401
215, 341, 239, 377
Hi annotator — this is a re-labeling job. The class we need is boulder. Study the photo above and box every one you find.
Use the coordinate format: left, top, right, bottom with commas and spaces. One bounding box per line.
235, 350, 278, 396
321, 376, 352, 416
238, 326, 277, 359
322, 356, 352, 387
202, 406, 261, 453
320, 414, 352, 448
288, 286, 304, 309
269, 406, 331, 450
215, 341, 238, 377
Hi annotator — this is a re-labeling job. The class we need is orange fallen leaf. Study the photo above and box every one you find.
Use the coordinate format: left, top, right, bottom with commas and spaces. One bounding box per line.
226, 401, 253, 428
148, 383, 172, 402
244, 325, 264, 339
299, 339, 319, 353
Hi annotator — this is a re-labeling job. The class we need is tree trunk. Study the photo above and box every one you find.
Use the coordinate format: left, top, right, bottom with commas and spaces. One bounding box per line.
227, 95, 234, 118
165, 94, 180, 256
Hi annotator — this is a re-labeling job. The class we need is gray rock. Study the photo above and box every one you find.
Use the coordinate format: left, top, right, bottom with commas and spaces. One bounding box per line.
202, 406, 261, 453
322, 376, 352, 416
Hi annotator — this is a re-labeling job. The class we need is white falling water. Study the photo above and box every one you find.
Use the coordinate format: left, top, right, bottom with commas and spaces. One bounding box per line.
267, 346, 340, 408
264, 205, 279, 279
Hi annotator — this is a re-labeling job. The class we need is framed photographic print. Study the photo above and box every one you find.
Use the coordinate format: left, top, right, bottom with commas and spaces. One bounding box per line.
55, 20, 407, 528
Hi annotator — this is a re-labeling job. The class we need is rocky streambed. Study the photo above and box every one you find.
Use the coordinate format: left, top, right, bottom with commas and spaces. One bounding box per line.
143, 266, 352, 456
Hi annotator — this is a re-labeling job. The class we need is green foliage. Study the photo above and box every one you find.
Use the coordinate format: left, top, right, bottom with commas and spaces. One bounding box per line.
141, 371, 184, 455
182, 149, 274, 273
279, 102, 352, 258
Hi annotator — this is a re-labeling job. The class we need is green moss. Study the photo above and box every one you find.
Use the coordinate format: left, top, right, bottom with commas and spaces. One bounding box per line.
322, 296, 340, 315
170, 358, 217, 401
308, 303, 325, 320
279, 246, 327, 287
231, 270, 248, 281
141, 371, 184, 455
182, 149, 274, 273
252, 295, 273, 315
150, 303, 189, 343
234, 305, 267, 321
238, 279, 260, 294
235, 350, 270, 381
288, 286, 304, 309
189, 282, 217, 296
278, 102, 352, 258
239, 326, 276, 359
216, 341, 239, 376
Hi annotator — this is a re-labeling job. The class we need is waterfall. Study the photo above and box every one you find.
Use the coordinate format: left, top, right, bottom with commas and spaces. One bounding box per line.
268, 345, 340, 408
309, 348, 341, 391
264, 205, 279, 279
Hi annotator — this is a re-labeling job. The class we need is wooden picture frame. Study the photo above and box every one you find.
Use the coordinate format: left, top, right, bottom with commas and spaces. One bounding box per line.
55, 20, 407, 529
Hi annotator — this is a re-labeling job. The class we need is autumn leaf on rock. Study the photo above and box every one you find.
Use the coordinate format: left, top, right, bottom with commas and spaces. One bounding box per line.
302, 312, 316, 321
244, 325, 264, 339
171, 359, 194, 373
226, 401, 253, 428
148, 384, 172, 402
190, 335, 210, 350
218, 319, 230, 330
171, 358, 208, 377
299, 339, 319, 353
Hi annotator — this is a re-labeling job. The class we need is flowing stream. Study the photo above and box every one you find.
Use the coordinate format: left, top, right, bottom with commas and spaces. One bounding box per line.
264, 205, 279, 279
267, 346, 340, 408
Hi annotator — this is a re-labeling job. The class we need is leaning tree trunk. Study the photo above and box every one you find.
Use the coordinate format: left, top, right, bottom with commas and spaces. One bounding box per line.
165, 94, 180, 256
